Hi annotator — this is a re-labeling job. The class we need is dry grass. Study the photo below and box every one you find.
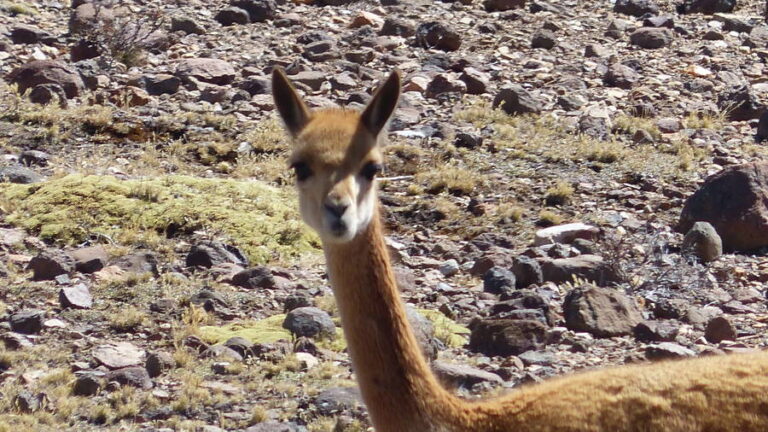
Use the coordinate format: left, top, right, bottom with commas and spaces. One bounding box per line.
108, 306, 148, 332
545, 181, 575, 206
417, 166, 479, 195
684, 110, 726, 130
612, 114, 662, 142
537, 209, 565, 227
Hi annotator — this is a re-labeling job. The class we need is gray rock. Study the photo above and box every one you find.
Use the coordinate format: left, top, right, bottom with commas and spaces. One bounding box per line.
224, 337, 256, 359
69, 245, 108, 273
186, 242, 248, 268
540, 255, 622, 286
483, 267, 516, 296
93, 342, 145, 369
512, 256, 544, 288
677, 0, 735, 14
203, 345, 244, 362
231, 0, 277, 22
283, 307, 335, 339
678, 162, 768, 251
231, 266, 276, 289
705, 316, 736, 343
718, 84, 763, 121
59, 284, 93, 309
0, 166, 44, 184
215, 7, 250, 26
518, 350, 557, 366
531, 29, 557, 49
291, 71, 326, 91
468, 319, 547, 356
146, 351, 175, 378
10, 25, 55, 45
633, 320, 680, 342
380, 17, 416, 37
604, 63, 639, 89
433, 361, 503, 389
493, 85, 542, 115
563, 285, 642, 337
144, 74, 181, 95
405, 307, 438, 361
106, 366, 153, 390
483, 0, 525, 12
682, 221, 723, 263
646, 342, 696, 360
756, 111, 768, 142
245, 422, 303, 432
10, 310, 45, 334
171, 16, 206, 35
425, 74, 467, 99
19, 150, 50, 167
415, 22, 461, 52
73, 371, 103, 396
630, 27, 673, 49
176, 58, 236, 86
313, 387, 364, 416
614, 0, 659, 16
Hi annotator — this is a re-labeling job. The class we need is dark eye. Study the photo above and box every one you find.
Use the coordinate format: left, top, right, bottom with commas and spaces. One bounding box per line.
291, 162, 312, 182
360, 161, 383, 180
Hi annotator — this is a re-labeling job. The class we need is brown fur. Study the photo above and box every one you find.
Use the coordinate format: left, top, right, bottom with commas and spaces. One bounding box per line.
273, 69, 768, 432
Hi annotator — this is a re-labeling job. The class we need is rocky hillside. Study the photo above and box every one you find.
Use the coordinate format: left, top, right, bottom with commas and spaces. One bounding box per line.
1, 0, 768, 430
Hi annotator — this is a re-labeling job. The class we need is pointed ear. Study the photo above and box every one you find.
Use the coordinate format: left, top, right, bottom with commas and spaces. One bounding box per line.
272, 67, 311, 137
360, 70, 401, 137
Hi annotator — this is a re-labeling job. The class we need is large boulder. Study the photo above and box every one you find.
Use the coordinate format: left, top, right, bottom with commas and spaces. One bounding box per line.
563, 285, 642, 337
7, 60, 85, 99
678, 162, 768, 251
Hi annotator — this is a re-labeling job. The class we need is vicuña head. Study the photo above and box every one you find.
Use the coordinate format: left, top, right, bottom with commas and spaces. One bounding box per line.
272, 67, 400, 244
272, 68, 768, 432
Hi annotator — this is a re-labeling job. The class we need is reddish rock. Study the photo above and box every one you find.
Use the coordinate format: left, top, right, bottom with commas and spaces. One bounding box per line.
678, 162, 768, 251
176, 58, 236, 85
563, 285, 642, 337
7, 60, 85, 99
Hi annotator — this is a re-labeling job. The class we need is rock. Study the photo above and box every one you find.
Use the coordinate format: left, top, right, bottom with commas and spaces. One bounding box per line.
633, 320, 680, 342
245, 422, 302, 432
705, 316, 736, 343
540, 255, 621, 286
186, 242, 248, 268
313, 387, 364, 416
629, 27, 673, 49
73, 371, 103, 396
171, 16, 205, 35
59, 284, 93, 309
563, 285, 642, 337
511, 256, 544, 289
19, 150, 50, 167
718, 85, 763, 121
93, 342, 145, 369
230, 0, 277, 22
686, 306, 723, 329
584, 43, 608, 58
433, 362, 503, 389
230, 266, 276, 289
69, 3, 114, 34
9, 310, 45, 334
490, 291, 553, 325
492, 85, 542, 115
531, 29, 557, 49
468, 319, 547, 356
415, 22, 461, 52
454, 132, 483, 149
614, 0, 659, 16
534, 223, 599, 246
10, 25, 55, 45
106, 366, 153, 390
7, 60, 85, 99
459, 68, 489, 95
379, 17, 415, 37
756, 111, 768, 142
349, 11, 383, 28
604, 63, 639, 89
27, 251, 74, 281
405, 307, 438, 361
113, 251, 158, 275
215, 7, 250, 26
224, 337, 255, 359
176, 58, 236, 86
682, 221, 723, 263
677, 0, 735, 14
483, 267, 516, 296
283, 307, 335, 339
13, 391, 43, 413
144, 74, 181, 95
518, 350, 557, 366
713, 13, 753, 33
0, 166, 44, 184
483, 0, 525, 12
203, 345, 244, 362
645, 342, 696, 360
145, 352, 175, 378
439, 259, 460, 277
291, 71, 326, 91
678, 162, 768, 251
69, 245, 108, 273
425, 74, 466, 99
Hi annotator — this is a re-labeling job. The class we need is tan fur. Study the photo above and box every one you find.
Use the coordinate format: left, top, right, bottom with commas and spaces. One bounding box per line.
273, 69, 768, 432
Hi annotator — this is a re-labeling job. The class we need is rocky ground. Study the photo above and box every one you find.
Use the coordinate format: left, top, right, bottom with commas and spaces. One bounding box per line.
1, 0, 768, 430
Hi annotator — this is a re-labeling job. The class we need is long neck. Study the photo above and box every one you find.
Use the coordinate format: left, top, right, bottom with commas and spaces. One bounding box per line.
323, 209, 462, 432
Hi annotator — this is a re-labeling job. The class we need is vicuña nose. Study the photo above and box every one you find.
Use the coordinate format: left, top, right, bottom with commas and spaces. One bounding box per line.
324, 202, 348, 218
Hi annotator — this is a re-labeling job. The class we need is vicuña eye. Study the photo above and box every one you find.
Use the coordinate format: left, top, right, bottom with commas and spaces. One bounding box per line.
291, 162, 313, 181
360, 162, 383, 180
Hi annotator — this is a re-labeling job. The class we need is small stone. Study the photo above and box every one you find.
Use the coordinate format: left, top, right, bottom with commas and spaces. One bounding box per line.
512, 256, 543, 289
439, 259, 460, 277
230, 266, 276, 289
10, 310, 45, 334
145, 352, 175, 378
73, 371, 103, 396
646, 342, 696, 360
534, 223, 599, 246
433, 361, 503, 389
313, 387, 364, 416
69, 245, 108, 273
171, 16, 206, 35
531, 29, 557, 49
630, 27, 673, 49
633, 320, 680, 342
614, 0, 659, 17
27, 251, 73, 280
483, 0, 525, 12
682, 222, 722, 263
186, 242, 248, 269
231, 0, 278, 22
105, 367, 152, 390
604, 63, 639, 89
483, 267, 516, 296
493, 85, 542, 115
705, 316, 736, 343
415, 22, 461, 52
283, 307, 335, 339
93, 342, 145, 370
59, 284, 93, 309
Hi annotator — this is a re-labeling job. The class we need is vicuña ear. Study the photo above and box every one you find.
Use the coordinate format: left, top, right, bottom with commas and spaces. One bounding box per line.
272, 67, 311, 137
360, 70, 401, 137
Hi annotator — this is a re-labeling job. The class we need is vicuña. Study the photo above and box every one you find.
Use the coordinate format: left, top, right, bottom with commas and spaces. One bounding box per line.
271, 67, 768, 432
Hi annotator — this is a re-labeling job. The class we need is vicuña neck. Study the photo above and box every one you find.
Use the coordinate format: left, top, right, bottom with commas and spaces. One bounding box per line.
323, 210, 462, 432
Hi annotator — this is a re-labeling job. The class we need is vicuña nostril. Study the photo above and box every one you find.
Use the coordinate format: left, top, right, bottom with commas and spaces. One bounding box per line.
324, 202, 348, 218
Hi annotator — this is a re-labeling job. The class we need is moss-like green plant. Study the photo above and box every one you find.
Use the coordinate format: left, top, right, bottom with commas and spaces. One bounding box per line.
0, 174, 319, 264
418, 309, 470, 348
